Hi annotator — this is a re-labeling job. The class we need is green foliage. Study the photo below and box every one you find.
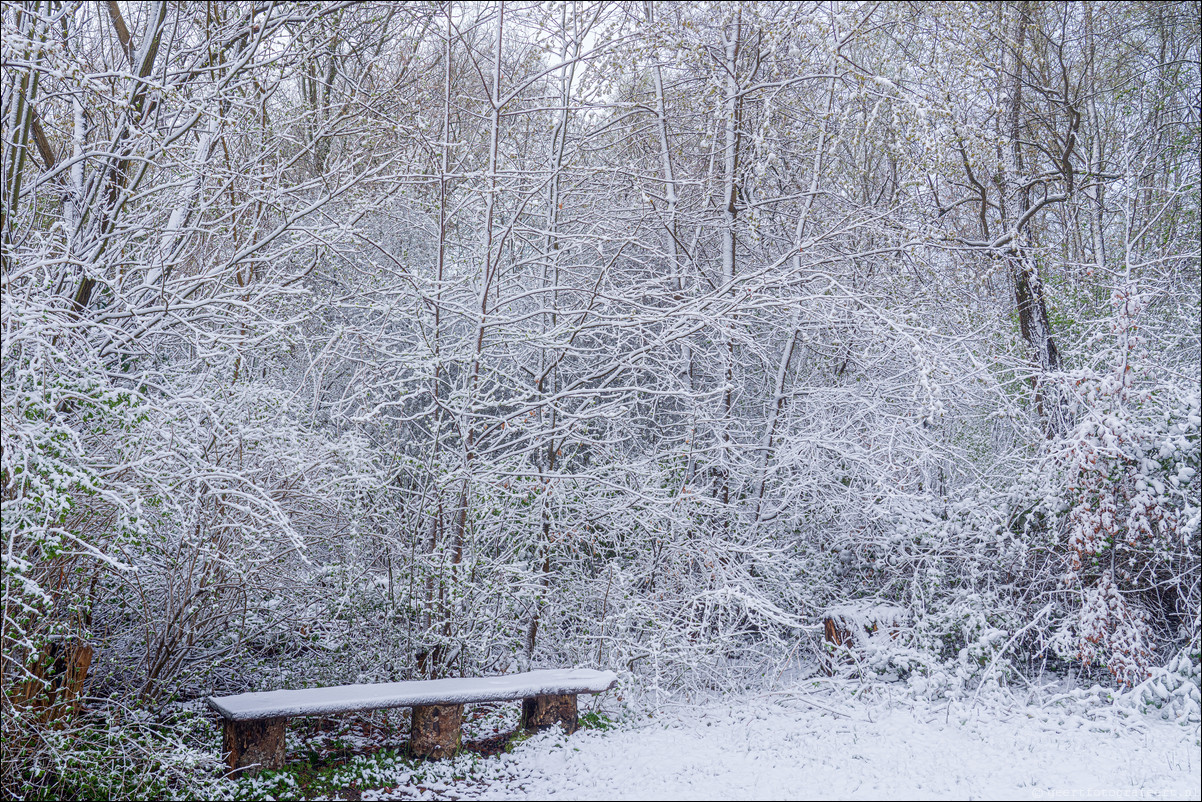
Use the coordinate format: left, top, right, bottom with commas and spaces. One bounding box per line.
504, 729, 535, 753
6, 706, 226, 802
1131, 649, 1202, 724
578, 710, 616, 731
231, 743, 491, 801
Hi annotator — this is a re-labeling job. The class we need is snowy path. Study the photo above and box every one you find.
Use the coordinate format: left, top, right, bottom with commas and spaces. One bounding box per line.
353, 691, 1200, 801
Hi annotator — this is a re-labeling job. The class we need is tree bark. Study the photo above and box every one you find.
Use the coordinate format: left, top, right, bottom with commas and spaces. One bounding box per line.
521, 693, 578, 734
410, 703, 463, 759
222, 717, 285, 776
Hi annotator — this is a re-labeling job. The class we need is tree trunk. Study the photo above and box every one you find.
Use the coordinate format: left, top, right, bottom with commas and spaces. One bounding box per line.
1005, 1, 1063, 437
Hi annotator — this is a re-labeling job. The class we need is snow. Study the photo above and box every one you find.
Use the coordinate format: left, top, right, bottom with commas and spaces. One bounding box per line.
340, 686, 1200, 801
208, 669, 618, 721
825, 603, 911, 629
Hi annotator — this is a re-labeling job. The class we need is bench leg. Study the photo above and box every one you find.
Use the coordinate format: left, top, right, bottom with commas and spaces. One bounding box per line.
521, 693, 578, 734
410, 703, 462, 759
222, 717, 286, 776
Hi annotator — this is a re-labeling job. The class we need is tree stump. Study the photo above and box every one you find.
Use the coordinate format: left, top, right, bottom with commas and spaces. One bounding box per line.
821, 604, 909, 675
60, 643, 93, 718
521, 693, 578, 734
13, 640, 95, 723
821, 617, 855, 676
222, 717, 285, 776
410, 703, 462, 759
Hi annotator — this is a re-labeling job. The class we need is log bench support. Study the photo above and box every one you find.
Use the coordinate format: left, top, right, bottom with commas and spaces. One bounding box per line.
410, 703, 463, 760
223, 716, 285, 777
521, 692, 578, 734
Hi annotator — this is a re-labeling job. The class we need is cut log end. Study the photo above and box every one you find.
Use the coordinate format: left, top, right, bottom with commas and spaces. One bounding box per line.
822, 607, 908, 676
410, 703, 463, 760
821, 616, 854, 675
223, 717, 285, 777
521, 693, 578, 734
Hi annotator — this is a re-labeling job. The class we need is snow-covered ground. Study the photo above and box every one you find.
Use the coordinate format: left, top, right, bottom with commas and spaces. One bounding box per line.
308, 684, 1201, 801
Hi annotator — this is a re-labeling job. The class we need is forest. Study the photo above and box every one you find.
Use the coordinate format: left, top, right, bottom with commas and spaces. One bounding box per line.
2, 1, 1199, 798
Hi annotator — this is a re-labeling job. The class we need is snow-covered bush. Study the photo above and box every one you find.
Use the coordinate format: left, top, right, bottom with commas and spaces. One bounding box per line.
1046, 285, 1200, 687
6, 701, 227, 801
1125, 646, 1202, 723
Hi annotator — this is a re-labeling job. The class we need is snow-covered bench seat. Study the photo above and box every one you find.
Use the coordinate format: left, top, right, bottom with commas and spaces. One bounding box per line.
207, 668, 618, 774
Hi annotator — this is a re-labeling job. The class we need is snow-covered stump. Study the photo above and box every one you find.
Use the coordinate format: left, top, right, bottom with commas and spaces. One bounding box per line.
410, 703, 463, 759
521, 693, 578, 734
222, 716, 285, 776
822, 604, 909, 675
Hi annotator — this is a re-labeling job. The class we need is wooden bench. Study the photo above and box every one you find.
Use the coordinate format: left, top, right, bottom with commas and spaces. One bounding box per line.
207, 668, 618, 775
